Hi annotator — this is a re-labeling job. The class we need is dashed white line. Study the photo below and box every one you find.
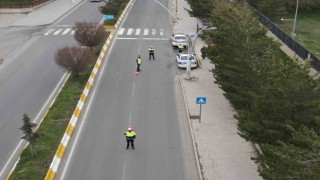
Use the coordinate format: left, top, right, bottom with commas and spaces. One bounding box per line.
135, 28, 141, 35
54, 29, 63, 35
143, 28, 149, 35
44, 29, 55, 35
62, 28, 71, 35
127, 28, 133, 35
118, 28, 125, 35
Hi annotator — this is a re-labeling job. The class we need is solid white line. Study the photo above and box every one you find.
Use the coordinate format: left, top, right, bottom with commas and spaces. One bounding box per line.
44, 29, 55, 35
54, 29, 63, 35
127, 28, 133, 35
116, 37, 169, 40
71, 30, 75, 35
142, 38, 169, 40
143, 28, 149, 35
118, 28, 125, 35
152, 29, 156, 35
135, 28, 141, 35
62, 28, 71, 35
117, 37, 138, 40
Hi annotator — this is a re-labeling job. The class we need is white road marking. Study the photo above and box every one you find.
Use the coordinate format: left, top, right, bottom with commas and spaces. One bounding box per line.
62, 28, 71, 35
44, 29, 55, 35
160, 28, 164, 36
135, 28, 141, 35
127, 28, 133, 35
118, 28, 125, 35
56, 25, 73, 27
143, 28, 149, 35
117, 37, 138, 40
152, 29, 156, 35
71, 30, 75, 35
54, 29, 63, 35
116, 37, 169, 40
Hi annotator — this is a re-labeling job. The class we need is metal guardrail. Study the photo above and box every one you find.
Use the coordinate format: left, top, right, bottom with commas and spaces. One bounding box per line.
0, 0, 49, 8
248, 5, 320, 71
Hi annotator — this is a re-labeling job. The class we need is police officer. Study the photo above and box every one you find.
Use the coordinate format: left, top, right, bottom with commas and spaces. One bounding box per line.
178, 44, 184, 53
149, 46, 155, 60
136, 55, 142, 72
124, 128, 136, 149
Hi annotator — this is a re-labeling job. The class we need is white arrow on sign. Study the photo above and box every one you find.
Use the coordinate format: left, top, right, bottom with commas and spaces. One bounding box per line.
197, 99, 205, 104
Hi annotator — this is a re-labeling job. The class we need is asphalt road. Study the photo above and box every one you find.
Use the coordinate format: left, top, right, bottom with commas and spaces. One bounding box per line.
57, 0, 199, 179
0, 1, 105, 178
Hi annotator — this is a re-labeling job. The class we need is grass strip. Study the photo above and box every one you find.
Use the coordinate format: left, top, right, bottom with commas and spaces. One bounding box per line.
276, 9, 320, 58
9, 41, 107, 180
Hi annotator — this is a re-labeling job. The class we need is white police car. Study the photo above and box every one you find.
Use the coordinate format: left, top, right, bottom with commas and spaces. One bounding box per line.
176, 53, 197, 68
171, 33, 188, 47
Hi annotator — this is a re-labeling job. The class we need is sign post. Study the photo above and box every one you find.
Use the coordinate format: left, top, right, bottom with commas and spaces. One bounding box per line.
196, 97, 206, 123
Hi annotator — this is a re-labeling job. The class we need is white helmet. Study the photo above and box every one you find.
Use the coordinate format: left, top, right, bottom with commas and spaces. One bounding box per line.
128, 128, 132, 131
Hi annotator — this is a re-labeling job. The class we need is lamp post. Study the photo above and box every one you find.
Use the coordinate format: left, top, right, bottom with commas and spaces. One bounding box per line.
153, 0, 194, 79
190, 26, 217, 54
292, 0, 299, 38
280, 0, 299, 38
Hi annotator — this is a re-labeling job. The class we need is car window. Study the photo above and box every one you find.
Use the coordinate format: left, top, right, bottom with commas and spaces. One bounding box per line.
175, 36, 186, 40
181, 56, 188, 60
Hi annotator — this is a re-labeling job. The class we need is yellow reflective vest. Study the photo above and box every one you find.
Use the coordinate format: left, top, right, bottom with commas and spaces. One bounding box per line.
136, 58, 142, 64
125, 131, 136, 138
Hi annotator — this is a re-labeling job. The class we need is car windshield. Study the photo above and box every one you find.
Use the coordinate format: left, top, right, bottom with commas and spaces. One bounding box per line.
181, 56, 188, 60
175, 36, 186, 40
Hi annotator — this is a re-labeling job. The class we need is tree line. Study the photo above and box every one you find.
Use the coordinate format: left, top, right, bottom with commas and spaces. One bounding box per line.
188, 0, 320, 179
188, 0, 320, 20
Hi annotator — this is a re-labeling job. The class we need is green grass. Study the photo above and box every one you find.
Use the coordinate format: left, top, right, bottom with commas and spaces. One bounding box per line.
9, 38, 108, 179
276, 9, 320, 59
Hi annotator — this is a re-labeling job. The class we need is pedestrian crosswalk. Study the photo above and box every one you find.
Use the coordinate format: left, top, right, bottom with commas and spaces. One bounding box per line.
43, 27, 165, 37
118, 28, 164, 36
44, 25, 75, 36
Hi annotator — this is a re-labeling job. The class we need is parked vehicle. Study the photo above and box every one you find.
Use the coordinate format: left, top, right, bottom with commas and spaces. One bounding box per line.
171, 33, 188, 47
176, 53, 197, 68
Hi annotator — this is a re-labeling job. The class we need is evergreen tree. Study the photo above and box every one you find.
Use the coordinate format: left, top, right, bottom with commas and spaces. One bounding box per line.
20, 114, 39, 156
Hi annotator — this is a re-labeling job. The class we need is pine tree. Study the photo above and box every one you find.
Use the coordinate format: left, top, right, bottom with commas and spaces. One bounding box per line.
20, 114, 39, 156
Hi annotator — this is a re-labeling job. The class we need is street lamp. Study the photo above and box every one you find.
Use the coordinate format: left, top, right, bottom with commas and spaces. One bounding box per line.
280, 0, 299, 38
291, 0, 299, 38
190, 26, 217, 54
153, 0, 194, 79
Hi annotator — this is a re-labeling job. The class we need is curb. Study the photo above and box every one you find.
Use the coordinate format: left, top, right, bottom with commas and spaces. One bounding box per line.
115, 0, 134, 29
179, 76, 203, 180
44, 32, 115, 180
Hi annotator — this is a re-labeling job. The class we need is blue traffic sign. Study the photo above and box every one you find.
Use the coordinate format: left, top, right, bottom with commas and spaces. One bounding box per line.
103, 15, 114, 19
196, 97, 206, 104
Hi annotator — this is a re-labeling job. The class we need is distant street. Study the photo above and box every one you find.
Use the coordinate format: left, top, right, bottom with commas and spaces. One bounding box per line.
57, 0, 199, 179
0, 1, 105, 178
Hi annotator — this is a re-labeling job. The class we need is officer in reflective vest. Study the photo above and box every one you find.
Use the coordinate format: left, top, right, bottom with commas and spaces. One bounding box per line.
149, 46, 155, 60
124, 128, 136, 149
136, 55, 142, 72
178, 44, 184, 53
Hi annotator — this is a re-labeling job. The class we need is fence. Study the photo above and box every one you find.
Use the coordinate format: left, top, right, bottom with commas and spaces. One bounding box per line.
249, 6, 320, 71
0, 0, 50, 8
